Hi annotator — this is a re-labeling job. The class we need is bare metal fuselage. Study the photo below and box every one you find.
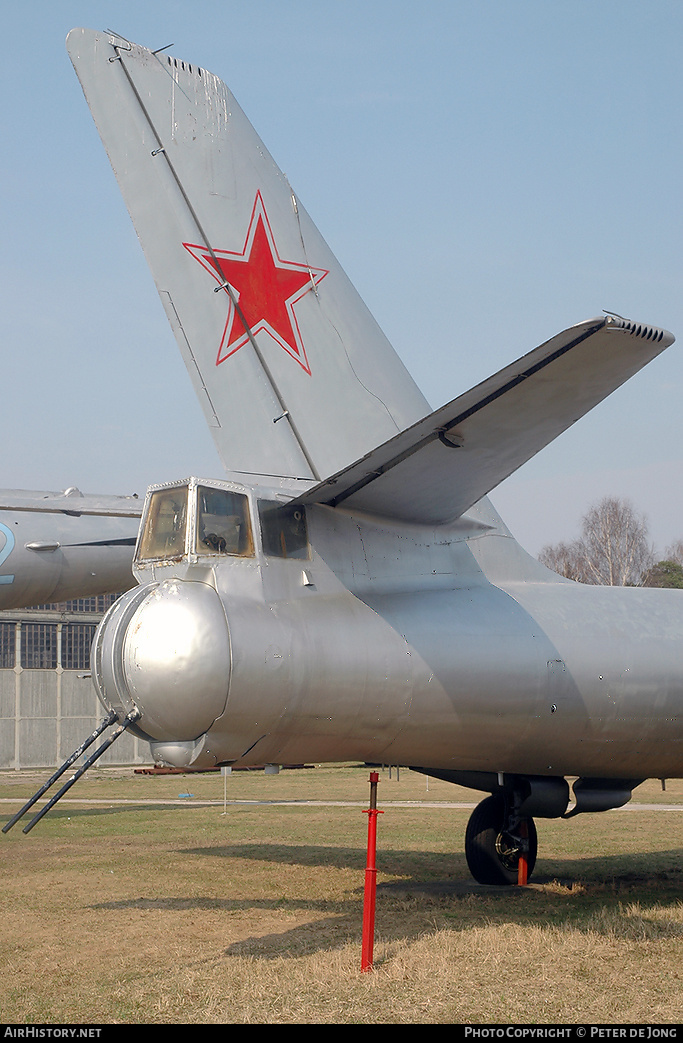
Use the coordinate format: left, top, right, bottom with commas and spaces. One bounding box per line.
0, 491, 141, 609
92, 488, 683, 782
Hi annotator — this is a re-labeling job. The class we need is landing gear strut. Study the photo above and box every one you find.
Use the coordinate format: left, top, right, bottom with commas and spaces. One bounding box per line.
465, 793, 537, 885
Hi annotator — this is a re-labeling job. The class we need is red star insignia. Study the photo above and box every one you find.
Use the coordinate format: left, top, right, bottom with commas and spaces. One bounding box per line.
183, 192, 328, 375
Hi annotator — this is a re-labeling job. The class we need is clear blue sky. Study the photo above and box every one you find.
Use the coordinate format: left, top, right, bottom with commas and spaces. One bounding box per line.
2, 1, 682, 556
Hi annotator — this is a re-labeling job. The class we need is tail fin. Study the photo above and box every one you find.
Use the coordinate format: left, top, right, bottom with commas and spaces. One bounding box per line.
67, 28, 429, 485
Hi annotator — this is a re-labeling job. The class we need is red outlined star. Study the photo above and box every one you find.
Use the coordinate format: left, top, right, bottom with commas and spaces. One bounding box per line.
183, 192, 328, 375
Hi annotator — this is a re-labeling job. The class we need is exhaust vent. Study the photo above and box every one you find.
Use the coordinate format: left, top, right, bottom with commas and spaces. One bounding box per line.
604, 315, 667, 343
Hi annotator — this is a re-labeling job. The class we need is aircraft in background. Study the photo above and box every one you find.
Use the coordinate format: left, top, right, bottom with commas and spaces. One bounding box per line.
0, 488, 140, 609
6, 28, 680, 887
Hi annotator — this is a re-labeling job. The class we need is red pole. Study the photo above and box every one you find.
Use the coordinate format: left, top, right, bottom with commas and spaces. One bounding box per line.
517, 819, 528, 886
361, 771, 383, 972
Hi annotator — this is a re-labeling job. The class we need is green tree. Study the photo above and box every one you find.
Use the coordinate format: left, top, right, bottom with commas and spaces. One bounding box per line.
642, 560, 683, 588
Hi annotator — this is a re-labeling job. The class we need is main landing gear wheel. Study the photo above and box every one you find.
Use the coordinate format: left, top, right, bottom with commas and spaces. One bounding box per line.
465, 794, 537, 885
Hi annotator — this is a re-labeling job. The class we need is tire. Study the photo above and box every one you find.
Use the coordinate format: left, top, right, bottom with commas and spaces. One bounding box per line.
465, 794, 537, 885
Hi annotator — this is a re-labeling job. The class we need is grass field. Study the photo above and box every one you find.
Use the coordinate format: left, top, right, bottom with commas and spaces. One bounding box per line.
2, 764, 683, 1024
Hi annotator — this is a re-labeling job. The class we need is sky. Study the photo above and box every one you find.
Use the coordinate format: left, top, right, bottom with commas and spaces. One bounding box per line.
2, 0, 682, 557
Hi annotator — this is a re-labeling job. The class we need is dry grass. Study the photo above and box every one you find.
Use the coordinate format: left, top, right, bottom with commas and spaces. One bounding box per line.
1, 765, 683, 1023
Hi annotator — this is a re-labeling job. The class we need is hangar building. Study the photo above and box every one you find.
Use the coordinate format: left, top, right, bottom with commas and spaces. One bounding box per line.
0, 594, 149, 769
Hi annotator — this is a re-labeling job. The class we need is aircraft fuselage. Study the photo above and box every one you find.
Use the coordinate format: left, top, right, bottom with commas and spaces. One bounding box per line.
91, 477, 683, 783
0, 492, 140, 609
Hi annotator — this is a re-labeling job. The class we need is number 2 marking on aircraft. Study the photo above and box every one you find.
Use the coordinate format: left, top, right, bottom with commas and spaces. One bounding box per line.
0, 523, 15, 584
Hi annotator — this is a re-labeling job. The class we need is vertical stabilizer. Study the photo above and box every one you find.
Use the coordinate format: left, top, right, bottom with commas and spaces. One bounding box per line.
67, 29, 429, 485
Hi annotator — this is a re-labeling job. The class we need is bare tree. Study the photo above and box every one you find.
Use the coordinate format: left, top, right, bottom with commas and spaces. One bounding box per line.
665, 540, 683, 566
538, 496, 654, 585
579, 497, 654, 585
538, 540, 588, 582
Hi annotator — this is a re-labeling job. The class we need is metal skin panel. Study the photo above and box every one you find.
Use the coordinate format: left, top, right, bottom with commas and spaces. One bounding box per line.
0, 498, 139, 609
66, 28, 429, 484
205, 519, 683, 777
208, 583, 548, 770
121, 579, 231, 741
364, 583, 683, 779
299, 317, 675, 525
92, 578, 230, 742
91, 583, 161, 726
207, 590, 418, 766
500, 581, 683, 776
90, 488, 683, 781
0, 490, 143, 516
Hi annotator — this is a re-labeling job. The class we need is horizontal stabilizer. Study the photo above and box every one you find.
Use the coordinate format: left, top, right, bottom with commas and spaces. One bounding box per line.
0, 489, 143, 518
297, 316, 674, 525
